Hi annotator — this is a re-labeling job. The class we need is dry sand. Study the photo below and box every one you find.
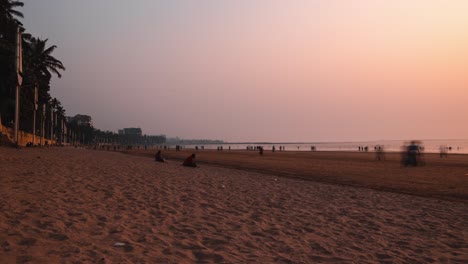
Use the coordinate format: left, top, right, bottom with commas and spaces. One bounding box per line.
0, 147, 467, 263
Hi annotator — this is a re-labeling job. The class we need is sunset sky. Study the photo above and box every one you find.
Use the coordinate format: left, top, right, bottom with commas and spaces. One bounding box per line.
22, 0, 468, 142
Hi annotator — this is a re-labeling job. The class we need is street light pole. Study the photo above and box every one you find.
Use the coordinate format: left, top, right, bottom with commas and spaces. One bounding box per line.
50, 108, 53, 142
32, 85, 38, 145
41, 104, 45, 146
14, 26, 23, 146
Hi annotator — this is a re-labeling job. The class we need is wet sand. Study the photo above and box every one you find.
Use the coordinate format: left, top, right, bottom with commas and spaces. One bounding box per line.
127, 148, 468, 202
1, 147, 467, 263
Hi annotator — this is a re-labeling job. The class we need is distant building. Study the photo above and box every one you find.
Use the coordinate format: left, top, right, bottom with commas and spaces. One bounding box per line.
118, 127, 142, 136
68, 114, 93, 127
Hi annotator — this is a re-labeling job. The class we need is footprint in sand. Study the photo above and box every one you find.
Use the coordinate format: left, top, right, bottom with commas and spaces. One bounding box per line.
48, 233, 69, 241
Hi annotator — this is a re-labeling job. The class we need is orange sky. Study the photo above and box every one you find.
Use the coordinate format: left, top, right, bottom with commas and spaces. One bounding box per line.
23, 0, 468, 141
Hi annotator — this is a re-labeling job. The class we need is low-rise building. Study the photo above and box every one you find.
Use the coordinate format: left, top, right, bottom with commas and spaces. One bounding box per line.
118, 127, 142, 136
68, 114, 93, 127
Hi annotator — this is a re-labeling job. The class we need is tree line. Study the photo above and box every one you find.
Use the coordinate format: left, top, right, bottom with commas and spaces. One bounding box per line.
1, 1, 166, 146
1, 0, 68, 144
94, 130, 166, 146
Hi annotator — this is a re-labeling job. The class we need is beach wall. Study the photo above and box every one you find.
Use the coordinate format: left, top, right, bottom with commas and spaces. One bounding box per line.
0, 122, 55, 146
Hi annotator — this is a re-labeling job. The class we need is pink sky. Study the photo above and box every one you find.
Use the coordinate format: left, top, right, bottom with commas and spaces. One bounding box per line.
23, 0, 468, 141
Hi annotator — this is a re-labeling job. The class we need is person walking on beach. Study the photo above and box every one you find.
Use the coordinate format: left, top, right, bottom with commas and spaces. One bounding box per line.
375, 145, 385, 161
183, 153, 197, 167
439, 145, 448, 158
155, 150, 166, 162
406, 141, 421, 166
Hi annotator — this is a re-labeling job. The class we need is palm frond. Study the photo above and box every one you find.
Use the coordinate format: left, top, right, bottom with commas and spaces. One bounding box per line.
9, 8, 22, 18
43, 44, 57, 56
10, 1, 25, 8
48, 66, 62, 78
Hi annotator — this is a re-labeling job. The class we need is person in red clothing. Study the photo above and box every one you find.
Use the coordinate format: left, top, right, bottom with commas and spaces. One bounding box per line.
183, 153, 197, 167
155, 150, 166, 162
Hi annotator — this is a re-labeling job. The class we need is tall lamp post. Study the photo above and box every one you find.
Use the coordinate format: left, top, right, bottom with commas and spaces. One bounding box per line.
40, 104, 45, 146
32, 85, 38, 145
14, 26, 23, 146
50, 108, 54, 143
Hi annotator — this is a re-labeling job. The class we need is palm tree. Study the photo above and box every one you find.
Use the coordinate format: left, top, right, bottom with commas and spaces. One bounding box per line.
0, 0, 23, 25
0, 0, 23, 49
17, 36, 64, 134
24, 37, 66, 126
0, 1, 24, 124
27, 37, 66, 82
53, 99, 66, 134
48, 97, 67, 141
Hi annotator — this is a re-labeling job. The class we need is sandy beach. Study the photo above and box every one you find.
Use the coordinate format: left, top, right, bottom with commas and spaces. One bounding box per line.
1, 147, 467, 263
126, 148, 468, 202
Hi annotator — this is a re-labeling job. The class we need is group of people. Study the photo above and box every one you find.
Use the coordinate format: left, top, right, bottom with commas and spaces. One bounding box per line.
375, 145, 385, 161
439, 145, 458, 158
358, 146, 369, 152
154, 141, 459, 169
154, 150, 197, 167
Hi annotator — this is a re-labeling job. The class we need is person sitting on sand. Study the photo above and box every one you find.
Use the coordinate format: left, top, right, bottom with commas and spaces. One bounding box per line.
155, 150, 166, 162
183, 153, 197, 167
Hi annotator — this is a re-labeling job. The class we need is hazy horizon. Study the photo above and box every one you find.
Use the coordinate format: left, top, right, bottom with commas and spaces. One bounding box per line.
22, 0, 468, 142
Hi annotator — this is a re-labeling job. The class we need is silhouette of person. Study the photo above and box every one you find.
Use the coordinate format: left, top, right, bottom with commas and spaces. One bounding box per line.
375, 145, 385, 161
439, 145, 448, 158
407, 141, 420, 166
155, 150, 166, 162
183, 153, 197, 167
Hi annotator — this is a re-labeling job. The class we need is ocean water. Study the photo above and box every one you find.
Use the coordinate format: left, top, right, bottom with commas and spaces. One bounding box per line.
181, 139, 468, 154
